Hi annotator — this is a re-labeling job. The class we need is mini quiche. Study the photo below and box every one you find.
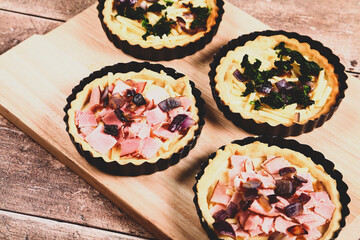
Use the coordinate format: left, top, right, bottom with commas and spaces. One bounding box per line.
64, 62, 204, 175
209, 31, 347, 136
194, 139, 349, 240
98, 0, 224, 60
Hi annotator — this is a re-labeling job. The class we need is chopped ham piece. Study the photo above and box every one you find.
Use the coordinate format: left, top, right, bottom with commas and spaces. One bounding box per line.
144, 107, 168, 126
233, 176, 244, 188
244, 213, 262, 231
249, 199, 279, 217
153, 127, 178, 139
244, 159, 255, 172
274, 217, 296, 233
308, 191, 335, 220
303, 228, 322, 240
129, 122, 150, 139
76, 110, 98, 128
85, 125, 117, 154
236, 210, 251, 228
261, 175, 276, 188
210, 183, 231, 205
295, 212, 326, 226
112, 80, 132, 95
79, 126, 96, 138
228, 155, 248, 185
120, 138, 142, 156
262, 157, 291, 174
97, 107, 112, 118
314, 203, 335, 220
102, 110, 123, 128
235, 227, 250, 239
261, 217, 274, 234
275, 197, 290, 209
135, 81, 147, 93
180, 96, 192, 110
248, 225, 263, 237
139, 137, 162, 158
209, 204, 226, 216
145, 86, 170, 104
89, 86, 100, 110
297, 172, 314, 191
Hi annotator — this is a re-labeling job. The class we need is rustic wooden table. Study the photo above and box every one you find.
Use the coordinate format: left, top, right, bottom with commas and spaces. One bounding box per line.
0, 0, 359, 239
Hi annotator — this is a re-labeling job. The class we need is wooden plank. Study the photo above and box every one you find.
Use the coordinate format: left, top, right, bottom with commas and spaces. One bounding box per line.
0, 10, 62, 54
0, 116, 152, 238
0, 2, 359, 239
0, 210, 147, 240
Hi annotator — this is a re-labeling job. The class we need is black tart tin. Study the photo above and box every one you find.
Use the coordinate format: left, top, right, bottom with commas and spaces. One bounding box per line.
193, 136, 350, 240
97, 0, 224, 61
64, 61, 205, 176
209, 30, 348, 137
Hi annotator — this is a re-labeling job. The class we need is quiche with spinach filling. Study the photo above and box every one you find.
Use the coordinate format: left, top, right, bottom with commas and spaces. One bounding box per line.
98, 0, 223, 60
213, 34, 342, 129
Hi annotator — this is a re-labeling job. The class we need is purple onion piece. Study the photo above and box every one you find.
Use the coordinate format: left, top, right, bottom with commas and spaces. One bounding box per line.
233, 69, 247, 82
243, 188, 258, 201
284, 202, 303, 218
212, 220, 235, 238
101, 86, 109, 101
268, 231, 286, 240
176, 17, 197, 35
146, 0, 158, 2
242, 180, 262, 189
114, 108, 131, 123
180, 117, 195, 130
158, 97, 181, 112
103, 124, 119, 136
267, 194, 280, 204
132, 93, 147, 106
257, 81, 272, 94
276, 79, 293, 92
213, 209, 229, 221
275, 179, 295, 197
298, 193, 311, 204
305, 81, 315, 91
294, 174, 308, 183
183, 12, 195, 18
240, 200, 254, 211
168, 114, 188, 132
279, 167, 297, 176
226, 202, 238, 218
109, 94, 126, 109
287, 225, 308, 236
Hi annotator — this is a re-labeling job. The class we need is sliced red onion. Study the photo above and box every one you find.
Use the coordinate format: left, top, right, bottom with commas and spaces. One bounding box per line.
132, 93, 147, 106
257, 81, 272, 94
114, 108, 131, 123
298, 193, 311, 204
242, 180, 262, 189
168, 114, 188, 132
284, 202, 303, 218
276, 79, 293, 92
180, 117, 195, 130
146, 0, 158, 2
240, 200, 254, 211
268, 231, 286, 240
109, 94, 126, 109
267, 194, 280, 204
279, 167, 297, 176
183, 12, 195, 18
243, 188, 258, 201
176, 17, 197, 35
294, 174, 308, 183
226, 201, 238, 218
233, 69, 247, 82
275, 179, 295, 197
305, 81, 315, 91
158, 97, 181, 112
213, 209, 228, 221
212, 220, 235, 238
287, 225, 308, 236
101, 86, 109, 101
103, 124, 119, 136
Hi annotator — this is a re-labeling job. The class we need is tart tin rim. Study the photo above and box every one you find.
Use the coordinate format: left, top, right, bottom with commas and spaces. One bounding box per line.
209, 30, 348, 137
193, 136, 351, 240
96, 0, 225, 61
63, 61, 205, 176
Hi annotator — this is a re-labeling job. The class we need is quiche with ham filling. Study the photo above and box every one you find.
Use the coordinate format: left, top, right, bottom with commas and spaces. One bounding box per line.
214, 35, 339, 126
67, 68, 199, 166
102, 0, 220, 49
195, 142, 342, 240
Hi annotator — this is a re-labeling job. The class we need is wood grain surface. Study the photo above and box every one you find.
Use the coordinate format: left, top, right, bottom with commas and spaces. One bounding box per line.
0, 0, 359, 239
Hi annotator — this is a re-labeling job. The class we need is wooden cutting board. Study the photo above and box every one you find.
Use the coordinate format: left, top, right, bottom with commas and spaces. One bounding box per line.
0, 2, 359, 239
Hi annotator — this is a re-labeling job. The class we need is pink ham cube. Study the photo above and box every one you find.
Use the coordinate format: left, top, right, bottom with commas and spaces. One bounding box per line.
144, 107, 168, 126
85, 125, 117, 154
139, 137, 162, 158
119, 138, 142, 156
